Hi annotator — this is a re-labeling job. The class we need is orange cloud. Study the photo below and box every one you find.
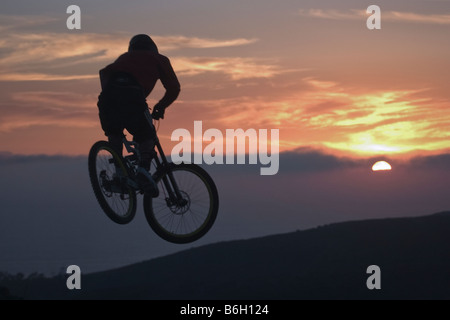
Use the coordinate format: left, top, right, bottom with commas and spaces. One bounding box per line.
384, 11, 450, 25
0, 73, 97, 82
173, 57, 284, 80
0, 30, 264, 82
298, 8, 450, 25
153, 36, 258, 50
0, 90, 98, 132
182, 77, 450, 157
0, 14, 59, 32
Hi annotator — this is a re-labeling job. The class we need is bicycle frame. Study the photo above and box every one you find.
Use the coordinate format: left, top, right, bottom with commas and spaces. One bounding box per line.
121, 111, 185, 205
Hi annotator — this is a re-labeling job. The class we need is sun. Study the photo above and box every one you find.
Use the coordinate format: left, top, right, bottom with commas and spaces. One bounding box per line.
372, 161, 392, 172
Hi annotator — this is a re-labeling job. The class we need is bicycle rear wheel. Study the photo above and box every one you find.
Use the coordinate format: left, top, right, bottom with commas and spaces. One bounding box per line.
144, 163, 219, 244
88, 141, 137, 225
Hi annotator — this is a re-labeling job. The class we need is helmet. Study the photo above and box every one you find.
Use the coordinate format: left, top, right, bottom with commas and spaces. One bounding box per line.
128, 34, 159, 53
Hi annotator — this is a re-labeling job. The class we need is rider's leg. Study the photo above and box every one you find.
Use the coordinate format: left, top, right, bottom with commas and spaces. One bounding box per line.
137, 139, 155, 171
135, 142, 158, 197
108, 133, 126, 178
108, 133, 123, 158
130, 111, 157, 171
98, 99, 125, 178
128, 115, 159, 197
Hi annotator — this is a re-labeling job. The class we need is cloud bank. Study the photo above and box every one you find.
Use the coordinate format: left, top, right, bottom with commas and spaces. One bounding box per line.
298, 9, 450, 25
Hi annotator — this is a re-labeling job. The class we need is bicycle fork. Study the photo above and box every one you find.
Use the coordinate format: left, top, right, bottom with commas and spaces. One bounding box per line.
154, 139, 187, 207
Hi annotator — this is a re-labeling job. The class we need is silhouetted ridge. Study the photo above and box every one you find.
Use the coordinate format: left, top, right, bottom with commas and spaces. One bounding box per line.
2, 212, 450, 300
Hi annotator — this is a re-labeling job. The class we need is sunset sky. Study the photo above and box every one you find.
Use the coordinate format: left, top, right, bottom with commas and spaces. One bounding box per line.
1, 0, 449, 158
1, 1, 450, 276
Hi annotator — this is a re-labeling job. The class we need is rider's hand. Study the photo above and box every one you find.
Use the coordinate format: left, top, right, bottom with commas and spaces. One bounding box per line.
152, 104, 165, 120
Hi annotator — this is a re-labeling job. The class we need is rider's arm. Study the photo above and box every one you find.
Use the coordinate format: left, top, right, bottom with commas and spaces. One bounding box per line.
156, 55, 181, 110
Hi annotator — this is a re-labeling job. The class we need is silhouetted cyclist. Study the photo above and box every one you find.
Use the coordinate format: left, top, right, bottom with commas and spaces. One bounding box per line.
97, 34, 180, 196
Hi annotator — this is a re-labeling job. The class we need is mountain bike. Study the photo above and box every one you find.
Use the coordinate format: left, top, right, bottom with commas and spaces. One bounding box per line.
88, 112, 219, 244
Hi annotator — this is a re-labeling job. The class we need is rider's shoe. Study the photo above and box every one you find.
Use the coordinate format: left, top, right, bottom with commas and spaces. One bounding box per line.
136, 167, 159, 198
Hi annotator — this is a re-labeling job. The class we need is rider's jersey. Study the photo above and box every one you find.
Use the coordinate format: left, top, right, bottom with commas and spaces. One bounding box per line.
100, 51, 180, 109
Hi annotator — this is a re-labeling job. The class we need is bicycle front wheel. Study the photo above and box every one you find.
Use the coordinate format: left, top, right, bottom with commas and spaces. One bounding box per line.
88, 141, 137, 225
144, 163, 219, 244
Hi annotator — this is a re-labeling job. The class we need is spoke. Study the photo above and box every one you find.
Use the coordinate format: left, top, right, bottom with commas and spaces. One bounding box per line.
150, 167, 213, 237
95, 148, 132, 218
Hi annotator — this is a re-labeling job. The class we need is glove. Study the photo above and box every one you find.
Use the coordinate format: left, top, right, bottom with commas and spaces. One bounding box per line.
152, 104, 165, 120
